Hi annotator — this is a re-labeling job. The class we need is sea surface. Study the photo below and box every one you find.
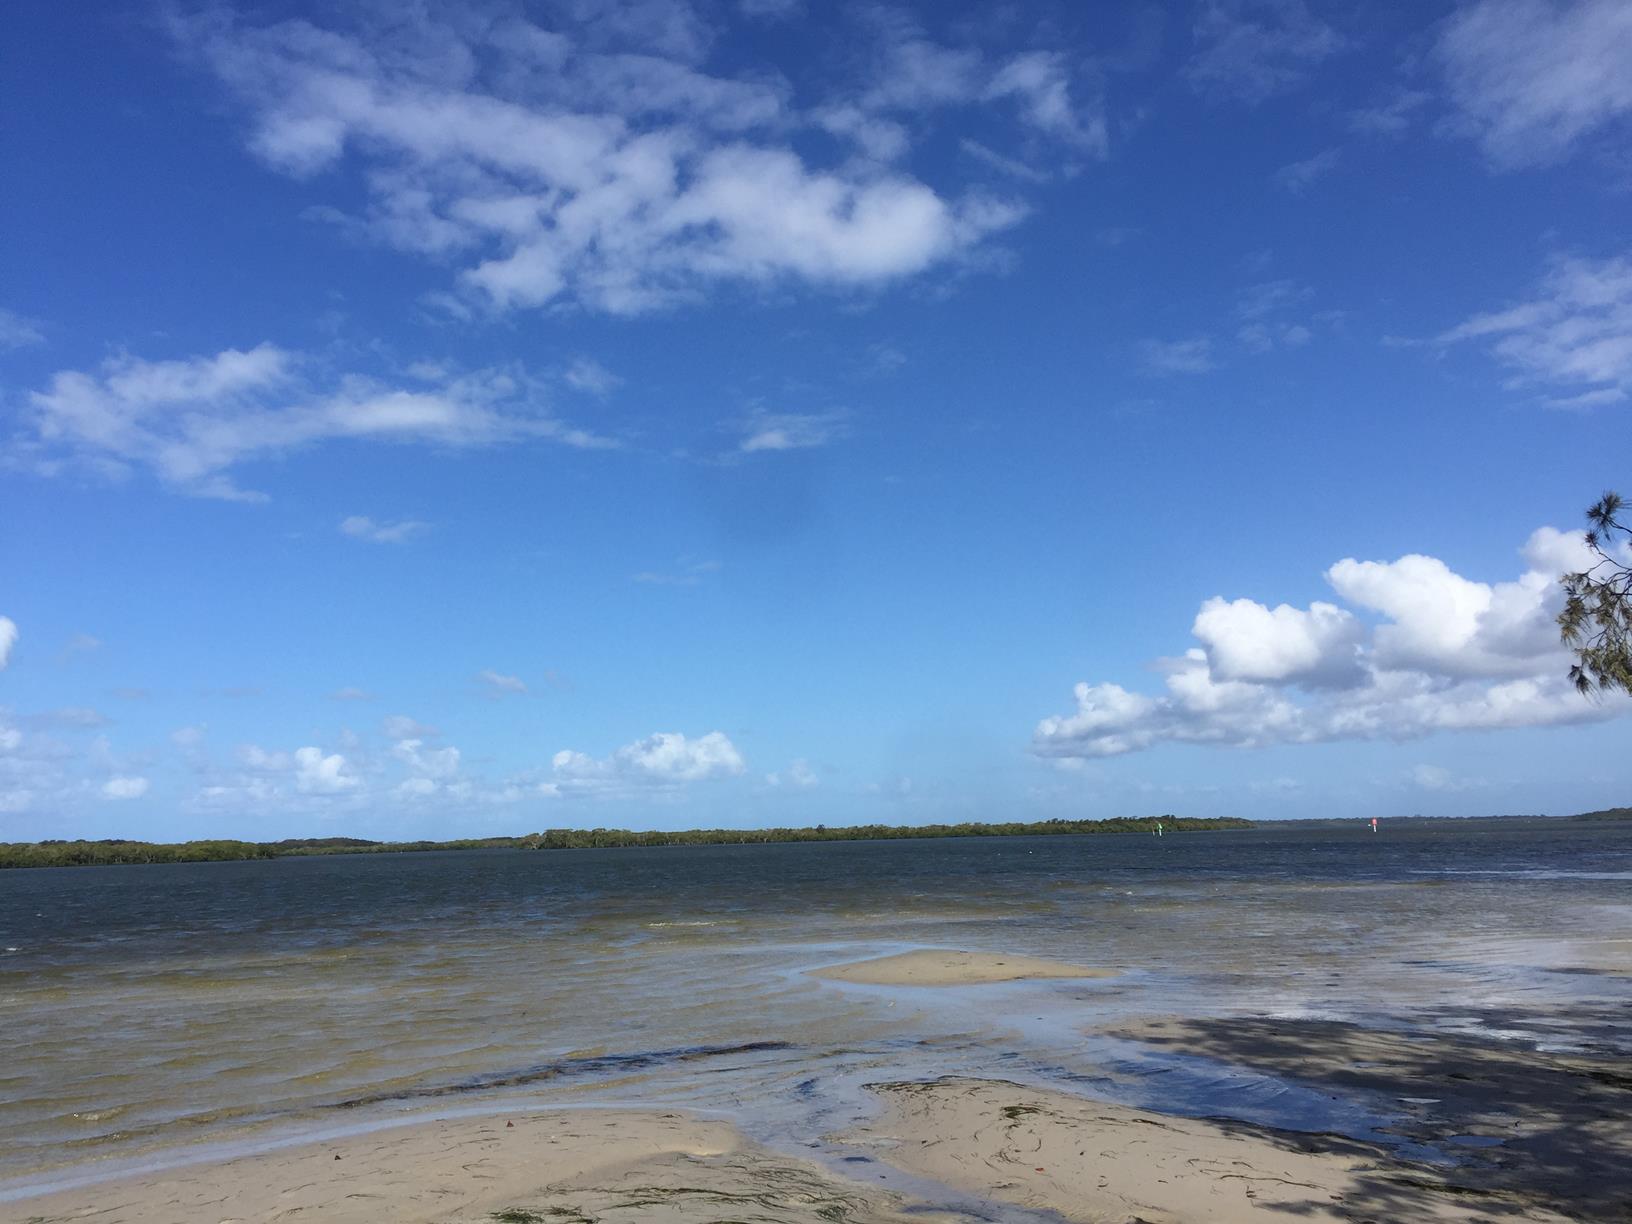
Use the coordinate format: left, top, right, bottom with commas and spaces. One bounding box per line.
3, 820, 1630, 1200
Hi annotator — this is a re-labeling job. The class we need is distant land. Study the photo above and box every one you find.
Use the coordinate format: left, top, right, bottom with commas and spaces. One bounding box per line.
3, 809, 1628, 870
1, 816, 1255, 869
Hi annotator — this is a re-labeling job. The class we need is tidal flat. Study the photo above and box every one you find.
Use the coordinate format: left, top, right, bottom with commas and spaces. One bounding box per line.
2, 821, 1629, 1222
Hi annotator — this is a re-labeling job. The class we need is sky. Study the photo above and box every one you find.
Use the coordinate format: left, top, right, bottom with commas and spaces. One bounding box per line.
2, 0, 1631, 841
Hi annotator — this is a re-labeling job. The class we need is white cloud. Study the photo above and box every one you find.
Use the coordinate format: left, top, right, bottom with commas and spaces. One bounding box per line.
1437, 250, 1632, 406
171, 724, 206, 749
0, 308, 45, 350
1033, 526, 1628, 759
391, 737, 462, 780
563, 357, 623, 396
293, 746, 358, 793
102, 775, 150, 800
1186, 0, 1344, 104
1349, 88, 1430, 137
1193, 598, 1365, 686
1140, 337, 1215, 375
477, 668, 528, 696
984, 51, 1108, 154
1436, 0, 1632, 168
22, 346, 610, 500
383, 714, 440, 740
552, 730, 745, 797
738, 408, 848, 453
332, 686, 374, 701
1410, 763, 1482, 792
0, 617, 15, 669
767, 758, 818, 788
340, 515, 429, 544
1274, 147, 1340, 192
960, 139, 1049, 184
170, 6, 1054, 317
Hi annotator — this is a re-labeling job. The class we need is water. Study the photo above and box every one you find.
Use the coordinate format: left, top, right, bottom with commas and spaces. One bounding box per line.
3, 820, 1630, 1197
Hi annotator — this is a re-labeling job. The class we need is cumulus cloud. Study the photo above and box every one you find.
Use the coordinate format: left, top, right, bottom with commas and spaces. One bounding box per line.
1032, 527, 1629, 759
1186, 0, 1344, 104
101, 775, 150, 800
1437, 250, 1632, 407
21, 345, 610, 500
391, 736, 461, 780
293, 746, 358, 793
1436, 0, 1632, 168
0, 617, 15, 669
552, 730, 745, 797
165, 5, 1076, 316
340, 515, 429, 544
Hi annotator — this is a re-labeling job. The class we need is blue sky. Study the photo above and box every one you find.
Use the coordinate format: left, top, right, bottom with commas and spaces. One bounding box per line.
3, 0, 1631, 840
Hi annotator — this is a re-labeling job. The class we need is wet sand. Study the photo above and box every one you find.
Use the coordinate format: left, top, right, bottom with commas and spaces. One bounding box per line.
17, 1051, 1610, 1224
811, 948, 1113, 986
847, 1076, 1577, 1223
9, 1109, 962, 1224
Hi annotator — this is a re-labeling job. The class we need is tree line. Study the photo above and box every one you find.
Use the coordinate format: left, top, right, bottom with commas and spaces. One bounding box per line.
0, 816, 1251, 869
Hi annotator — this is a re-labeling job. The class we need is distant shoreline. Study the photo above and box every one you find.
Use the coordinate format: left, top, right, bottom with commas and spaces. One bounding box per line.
3, 808, 1627, 869
2, 815, 1250, 869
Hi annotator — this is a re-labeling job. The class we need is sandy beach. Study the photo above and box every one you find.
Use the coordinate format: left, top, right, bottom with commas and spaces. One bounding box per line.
8, 1109, 959, 1224
15, 1041, 1618, 1224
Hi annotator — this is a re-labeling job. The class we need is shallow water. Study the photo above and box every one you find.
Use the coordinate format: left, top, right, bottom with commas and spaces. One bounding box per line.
2, 820, 1629, 1196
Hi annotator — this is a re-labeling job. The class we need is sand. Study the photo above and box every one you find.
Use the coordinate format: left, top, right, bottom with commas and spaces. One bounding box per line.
7, 1110, 964, 1224
811, 948, 1113, 986
1108, 1015, 1632, 1220
845, 1076, 1577, 1224
12, 1064, 1604, 1224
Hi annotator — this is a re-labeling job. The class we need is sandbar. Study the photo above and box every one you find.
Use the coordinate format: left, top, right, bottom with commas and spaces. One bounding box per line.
811, 948, 1113, 986
845, 1076, 1576, 1223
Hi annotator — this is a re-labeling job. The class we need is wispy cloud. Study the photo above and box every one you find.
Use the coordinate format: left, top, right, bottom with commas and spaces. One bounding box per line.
0, 307, 45, 350
1436, 0, 1632, 168
1140, 337, 1216, 375
563, 357, 623, 397
477, 668, 528, 697
1437, 249, 1632, 406
1349, 87, 1431, 137
738, 408, 849, 452
1185, 0, 1344, 104
632, 558, 722, 586
19, 345, 612, 501
1274, 148, 1340, 193
340, 515, 429, 544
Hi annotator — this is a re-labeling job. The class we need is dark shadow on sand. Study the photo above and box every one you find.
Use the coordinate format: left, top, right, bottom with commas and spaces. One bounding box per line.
1114, 1013, 1632, 1221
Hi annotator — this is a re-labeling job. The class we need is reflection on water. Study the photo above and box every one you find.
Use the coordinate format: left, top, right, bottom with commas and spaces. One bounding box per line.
2, 820, 1629, 1191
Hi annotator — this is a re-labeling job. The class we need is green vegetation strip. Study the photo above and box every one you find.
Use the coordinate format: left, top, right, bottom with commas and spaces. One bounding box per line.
0, 817, 1250, 869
